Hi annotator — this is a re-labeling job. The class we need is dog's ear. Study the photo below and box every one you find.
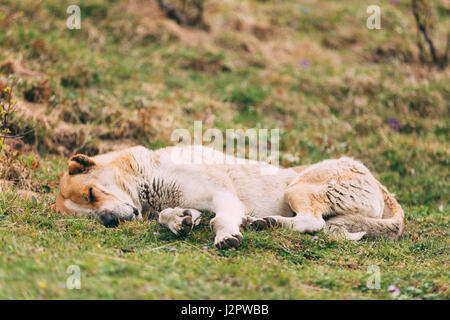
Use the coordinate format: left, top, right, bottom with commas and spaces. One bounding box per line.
68, 154, 96, 175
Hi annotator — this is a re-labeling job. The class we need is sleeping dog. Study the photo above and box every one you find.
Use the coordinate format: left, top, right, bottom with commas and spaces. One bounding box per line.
56, 145, 404, 249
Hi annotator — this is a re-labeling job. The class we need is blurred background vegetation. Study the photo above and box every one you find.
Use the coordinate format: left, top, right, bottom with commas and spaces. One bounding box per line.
1, 0, 448, 207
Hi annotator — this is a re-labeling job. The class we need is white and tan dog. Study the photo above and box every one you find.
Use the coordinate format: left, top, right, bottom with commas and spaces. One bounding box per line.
56, 145, 404, 249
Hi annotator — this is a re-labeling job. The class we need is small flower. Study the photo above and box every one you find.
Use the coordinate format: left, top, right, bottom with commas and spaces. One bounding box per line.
388, 285, 397, 291
301, 59, 310, 69
37, 281, 46, 289
390, 0, 399, 5
5, 87, 11, 92
117, 253, 123, 257
388, 118, 400, 131
392, 290, 400, 297
388, 285, 400, 297
202, 246, 208, 250
10, 99, 15, 104
58, 282, 67, 289
153, 232, 160, 235
169, 247, 176, 252
312, 236, 319, 241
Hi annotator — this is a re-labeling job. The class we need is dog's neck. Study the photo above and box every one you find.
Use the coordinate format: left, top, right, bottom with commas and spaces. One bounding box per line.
117, 147, 184, 217
137, 177, 184, 218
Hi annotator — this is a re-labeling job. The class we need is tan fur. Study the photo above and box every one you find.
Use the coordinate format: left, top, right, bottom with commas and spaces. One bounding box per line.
56, 146, 405, 248
262, 157, 404, 240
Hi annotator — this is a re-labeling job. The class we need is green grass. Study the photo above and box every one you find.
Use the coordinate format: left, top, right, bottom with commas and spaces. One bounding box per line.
1, 188, 448, 299
0, 0, 449, 299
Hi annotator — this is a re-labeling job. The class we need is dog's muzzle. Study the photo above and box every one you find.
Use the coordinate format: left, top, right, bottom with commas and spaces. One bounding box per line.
99, 207, 140, 228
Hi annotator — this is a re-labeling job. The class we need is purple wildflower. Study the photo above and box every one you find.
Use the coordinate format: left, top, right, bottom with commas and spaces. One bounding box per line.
312, 236, 319, 241
388, 285, 397, 291
169, 247, 176, 252
58, 282, 67, 289
389, 118, 400, 131
202, 246, 209, 250
388, 285, 401, 297
301, 59, 310, 69
153, 232, 160, 235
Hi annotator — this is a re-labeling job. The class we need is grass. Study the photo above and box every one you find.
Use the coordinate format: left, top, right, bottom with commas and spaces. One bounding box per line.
0, 0, 449, 299
1, 190, 448, 299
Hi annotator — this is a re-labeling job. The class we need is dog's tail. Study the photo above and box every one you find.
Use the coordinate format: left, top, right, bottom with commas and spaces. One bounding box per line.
326, 184, 404, 240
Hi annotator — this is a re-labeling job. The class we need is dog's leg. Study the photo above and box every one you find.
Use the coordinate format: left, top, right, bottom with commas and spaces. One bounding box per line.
260, 183, 326, 234
210, 191, 246, 249
158, 207, 202, 236
261, 212, 326, 233
260, 181, 371, 241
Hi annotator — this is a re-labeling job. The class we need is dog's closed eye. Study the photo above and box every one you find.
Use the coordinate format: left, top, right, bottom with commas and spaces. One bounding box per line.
87, 187, 97, 203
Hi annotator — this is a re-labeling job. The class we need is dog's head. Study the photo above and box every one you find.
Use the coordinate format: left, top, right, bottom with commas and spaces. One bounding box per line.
56, 153, 141, 227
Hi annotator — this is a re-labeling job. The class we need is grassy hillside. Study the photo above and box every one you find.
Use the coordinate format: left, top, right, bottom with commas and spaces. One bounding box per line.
0, 0, 448, 299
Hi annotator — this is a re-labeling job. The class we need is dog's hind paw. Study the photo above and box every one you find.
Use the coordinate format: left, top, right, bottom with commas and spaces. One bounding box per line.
324, 224, 366, 241
243, 216, 270, 231
346, 231, 366, 241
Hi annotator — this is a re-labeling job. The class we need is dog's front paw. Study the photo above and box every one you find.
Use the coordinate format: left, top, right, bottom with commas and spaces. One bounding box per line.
159, 208, 193, 237
214, 232, 243, 249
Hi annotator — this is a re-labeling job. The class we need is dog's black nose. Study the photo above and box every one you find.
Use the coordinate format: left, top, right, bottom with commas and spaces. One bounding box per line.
101, 213, 119, 228
133, 207, 139, 216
